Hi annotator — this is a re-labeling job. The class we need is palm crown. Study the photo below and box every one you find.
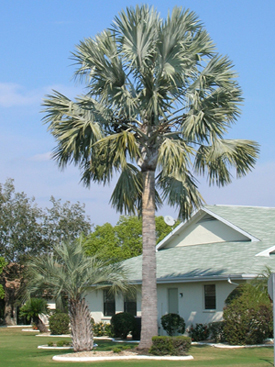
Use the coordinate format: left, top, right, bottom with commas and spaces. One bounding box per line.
43, 6, 258, 219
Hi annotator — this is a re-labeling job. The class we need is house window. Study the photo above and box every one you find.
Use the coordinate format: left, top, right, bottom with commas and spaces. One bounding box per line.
103, 289, 115, 316
124, 293, 137, 316
204, 284, 216, 310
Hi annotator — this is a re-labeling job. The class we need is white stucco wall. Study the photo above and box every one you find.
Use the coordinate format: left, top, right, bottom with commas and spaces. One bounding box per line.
87, 280, 244, 333
157, 280, 241, 335
87, 288, 142, 323
86, 289, 105, 323
165, 219, 248, 249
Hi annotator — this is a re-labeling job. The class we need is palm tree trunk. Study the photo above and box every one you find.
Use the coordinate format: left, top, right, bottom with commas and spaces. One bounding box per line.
138, 170, 158, 350
37, 318, 49, 333
69, 298, 93, 352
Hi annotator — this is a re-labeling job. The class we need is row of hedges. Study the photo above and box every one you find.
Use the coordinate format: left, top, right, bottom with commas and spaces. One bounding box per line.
48, 281, 274, 345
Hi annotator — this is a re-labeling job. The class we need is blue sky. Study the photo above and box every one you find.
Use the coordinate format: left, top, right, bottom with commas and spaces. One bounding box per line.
1, 1, 274, 225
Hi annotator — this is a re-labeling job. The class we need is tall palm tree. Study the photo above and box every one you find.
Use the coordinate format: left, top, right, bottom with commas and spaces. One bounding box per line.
42, 5, 259, 348
26, 240, 127, 351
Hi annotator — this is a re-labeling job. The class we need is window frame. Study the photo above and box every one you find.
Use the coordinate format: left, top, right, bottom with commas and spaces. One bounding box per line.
123, 292, 137, 316
204, 284, 216, 310
103, 289, 115, 317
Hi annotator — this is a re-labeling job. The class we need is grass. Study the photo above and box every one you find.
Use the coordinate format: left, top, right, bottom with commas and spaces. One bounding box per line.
0, 327, 273, 367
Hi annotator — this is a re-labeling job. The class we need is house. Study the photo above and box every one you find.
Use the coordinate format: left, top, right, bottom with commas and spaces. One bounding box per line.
86, 205, 275, 334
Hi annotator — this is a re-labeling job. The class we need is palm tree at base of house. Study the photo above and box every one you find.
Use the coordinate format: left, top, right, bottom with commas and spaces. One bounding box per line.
42, 5, 259, 349
26, 240, 127, 352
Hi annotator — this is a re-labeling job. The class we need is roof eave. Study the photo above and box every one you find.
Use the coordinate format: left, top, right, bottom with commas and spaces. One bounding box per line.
127, 273, 257, 285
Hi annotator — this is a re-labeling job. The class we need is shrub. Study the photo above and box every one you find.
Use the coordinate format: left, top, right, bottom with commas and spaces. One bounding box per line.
47, 341, 54, 347
111, 312, 136, 339
19, 298, 48, 326
90, 317, 95, 329
161, 313, 185, 336
104, 323, 114, 337
188, 323, 209, 341
93, 321, 106, 336
223, 283, 273, 345
49, 313, 70, 335
149, 336, 191, 356
56, 340, 71, 347
223, 300, 272, 345
208, 321, 225, 343
112, 345, 132, 353
112, 347, 121, 353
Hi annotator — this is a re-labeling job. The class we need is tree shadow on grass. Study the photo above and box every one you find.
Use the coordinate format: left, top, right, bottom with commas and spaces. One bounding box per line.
259, 359, 273, 366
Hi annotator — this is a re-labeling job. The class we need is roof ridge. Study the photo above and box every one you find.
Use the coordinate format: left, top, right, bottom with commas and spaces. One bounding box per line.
206, 204, 275, 209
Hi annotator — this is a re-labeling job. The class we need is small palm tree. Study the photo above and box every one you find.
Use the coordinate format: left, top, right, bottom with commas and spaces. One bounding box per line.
26, 240, 127, 351
19, 298, 49, 332
42, 5, 259, 348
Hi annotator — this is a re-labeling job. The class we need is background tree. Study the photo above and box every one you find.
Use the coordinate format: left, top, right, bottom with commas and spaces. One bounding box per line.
0, 179, 44, 263
42, 5, 259, 348
83, 215, 179, 262
2, 263, 25, 325
26, 239, 127, 352
0, 179, 92, 263
0, 257, 6, 302
0, 178, 92, 325
42, 196, 92, 248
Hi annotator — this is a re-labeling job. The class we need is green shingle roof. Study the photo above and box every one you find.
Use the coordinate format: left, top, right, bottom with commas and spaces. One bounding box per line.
123, 206, 275, 283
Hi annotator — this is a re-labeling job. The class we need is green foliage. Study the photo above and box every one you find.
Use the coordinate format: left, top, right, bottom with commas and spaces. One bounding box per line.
0, 257, 7, 300
188, 323, 210, 341
111, 312, 136, 339
56, 340, 71, 347
93, 321, 106, 337
47, 341, 54, 347
208, 322, 225, 343
42, 6, 259, 221
49, 313, 70, 335
149, 336, 191, 356
42, 196, 92, 249
223, 284, 273, 345
0, 179, 45, 263
0, 178, 92, 263
161, 313, 185, 336
112, 345, 132, 353
26, 239, 128, 351
83, 215, 177, 262
19, 298, 48, 323
104, 323, 114, 337
91, 319, 114, 337
112, 347, 122, 353
26, 239, 128, 303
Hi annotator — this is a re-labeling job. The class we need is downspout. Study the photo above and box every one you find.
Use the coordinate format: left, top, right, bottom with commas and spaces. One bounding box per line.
227, 276, 239, 286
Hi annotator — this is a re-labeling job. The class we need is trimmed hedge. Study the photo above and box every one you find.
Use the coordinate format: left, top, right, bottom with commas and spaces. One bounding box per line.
49, 313, 70, 335
161, 313, 185, 336
149, 336, 191, 356
188, 323, 209, 341
111, 312, 136, 339
208, 321, 225, 343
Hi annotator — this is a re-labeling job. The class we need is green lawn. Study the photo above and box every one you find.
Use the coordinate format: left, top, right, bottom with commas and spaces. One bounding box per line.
0, 327, 273, 367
